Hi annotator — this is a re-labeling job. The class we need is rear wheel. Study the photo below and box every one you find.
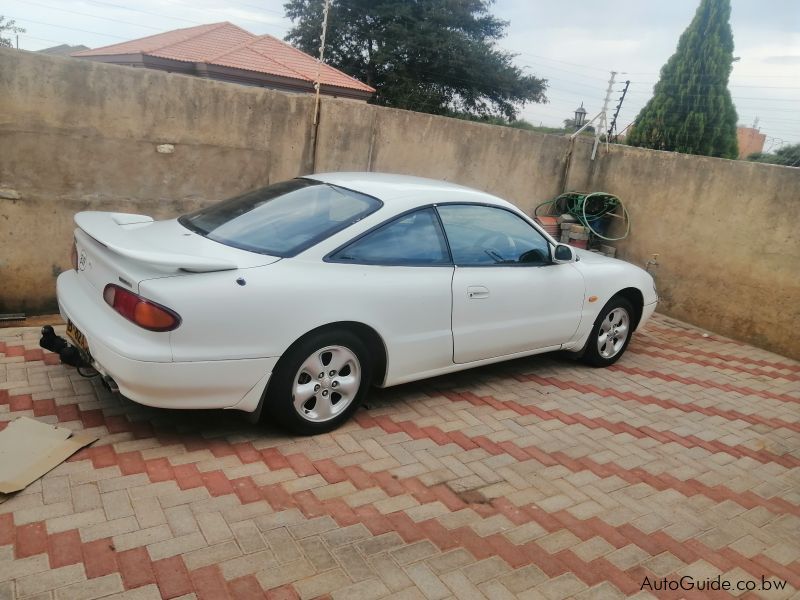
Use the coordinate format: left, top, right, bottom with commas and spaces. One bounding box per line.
582, 296, 634, 367
263, 329, 372, 434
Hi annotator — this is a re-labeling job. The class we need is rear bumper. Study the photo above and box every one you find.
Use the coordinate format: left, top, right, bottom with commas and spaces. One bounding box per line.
56, 270, 277, 411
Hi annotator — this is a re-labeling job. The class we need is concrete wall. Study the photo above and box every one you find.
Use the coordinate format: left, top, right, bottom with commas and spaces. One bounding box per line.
1, 49, 798, 358
566, 140, 800, 358
0, 49, 314, 315
315, 100, 569, 213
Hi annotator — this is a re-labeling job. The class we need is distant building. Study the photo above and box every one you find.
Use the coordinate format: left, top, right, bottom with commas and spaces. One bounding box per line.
37, 44, 90, 56
737, 126, 766, 159
71, 22, 374, 101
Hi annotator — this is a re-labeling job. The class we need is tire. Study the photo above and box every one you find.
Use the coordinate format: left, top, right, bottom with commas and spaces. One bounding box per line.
263, 329, 373, 434
582, 296, 635, 367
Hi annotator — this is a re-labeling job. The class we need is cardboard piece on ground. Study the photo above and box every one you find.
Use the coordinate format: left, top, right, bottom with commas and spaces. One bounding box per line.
0, 416, 98, 502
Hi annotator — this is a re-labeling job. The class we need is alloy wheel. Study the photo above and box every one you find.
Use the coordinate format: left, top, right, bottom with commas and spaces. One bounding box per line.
292, 345, 361, 422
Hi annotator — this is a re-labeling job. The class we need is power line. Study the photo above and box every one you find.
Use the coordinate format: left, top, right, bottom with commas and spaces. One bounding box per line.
18, 0, 167, 32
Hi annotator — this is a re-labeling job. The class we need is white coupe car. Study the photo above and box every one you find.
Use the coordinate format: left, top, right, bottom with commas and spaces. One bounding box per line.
43, 173, 657, 433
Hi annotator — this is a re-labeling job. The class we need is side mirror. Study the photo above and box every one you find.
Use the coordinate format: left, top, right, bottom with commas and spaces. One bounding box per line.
553, 244, 577, 264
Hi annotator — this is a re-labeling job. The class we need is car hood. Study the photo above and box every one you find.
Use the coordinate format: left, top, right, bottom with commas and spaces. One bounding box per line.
573, 248, 625, 265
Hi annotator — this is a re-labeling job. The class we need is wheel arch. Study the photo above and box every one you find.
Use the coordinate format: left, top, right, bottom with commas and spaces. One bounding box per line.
614, 287, 644, 330
282, 321, 389, 387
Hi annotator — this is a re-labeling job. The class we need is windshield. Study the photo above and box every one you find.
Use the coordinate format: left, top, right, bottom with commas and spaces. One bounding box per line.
179, 179, 382, 256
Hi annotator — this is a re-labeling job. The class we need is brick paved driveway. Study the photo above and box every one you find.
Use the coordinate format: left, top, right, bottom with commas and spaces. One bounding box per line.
1, 314, 798, 600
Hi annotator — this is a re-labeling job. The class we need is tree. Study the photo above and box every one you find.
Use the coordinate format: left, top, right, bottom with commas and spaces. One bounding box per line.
627, 0, 738, 158
0, 16, 24, 48
747, 143, 800, 167
283, 0, 547, 119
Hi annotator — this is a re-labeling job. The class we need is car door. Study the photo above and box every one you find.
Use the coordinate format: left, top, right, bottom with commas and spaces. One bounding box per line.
326, 207, 455, 381
437, 204, 585, 364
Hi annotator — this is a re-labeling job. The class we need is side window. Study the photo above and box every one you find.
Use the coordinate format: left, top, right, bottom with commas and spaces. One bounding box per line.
437, 204, 551, 266
330, 207, 450, 265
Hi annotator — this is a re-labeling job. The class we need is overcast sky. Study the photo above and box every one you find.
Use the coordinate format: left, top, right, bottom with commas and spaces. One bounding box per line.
6, 0, 799, 147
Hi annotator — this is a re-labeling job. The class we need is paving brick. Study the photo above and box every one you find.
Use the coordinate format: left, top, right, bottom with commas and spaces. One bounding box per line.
118, 546, 156, 589
0, 554, 50, 584
13, 521, 47, 559
3, 316, 799, 600
219, 549, 276, 580
293, 568, 351, 600
226, 575, 266, 600
463, 556, 512, 584
79, 516, 140, 543
147, 531, 207, 561
331, 578, 391, 600
255, 559, 314, 591
357, 532, 405, 556
15, 563, 86, 597
404, 562, 450, 600
426, 548, 475, 574
112, 524, 173, 552
152, 556, 193, 600
335, 544, 374, 582
81, 538, 119, 579
47, 529, 83, 568
230, 520, 266, 554
53, 573, 124, 600
196, 512, 232, 545
367, 553, 413, 592
189, 565, 232, 600
391, 541, 440, 566
181, 540, 242, 571
262, 527, 302, 564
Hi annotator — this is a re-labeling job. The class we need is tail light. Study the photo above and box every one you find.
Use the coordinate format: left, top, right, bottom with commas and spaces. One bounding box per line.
103, 284, 181, 332
71, 239, 78, 271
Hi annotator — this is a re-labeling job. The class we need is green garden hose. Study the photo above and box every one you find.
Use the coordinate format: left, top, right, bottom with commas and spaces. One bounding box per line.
534, 191, 630, 241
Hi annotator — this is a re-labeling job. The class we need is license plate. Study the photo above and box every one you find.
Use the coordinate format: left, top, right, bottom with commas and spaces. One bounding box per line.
66, 320, 91, 356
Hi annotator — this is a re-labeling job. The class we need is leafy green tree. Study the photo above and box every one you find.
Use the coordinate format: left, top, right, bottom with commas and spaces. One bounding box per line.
0, 16, 25, 48
627, 0, 738, 158
747, 143, 800, 167
283, 0, 547, 119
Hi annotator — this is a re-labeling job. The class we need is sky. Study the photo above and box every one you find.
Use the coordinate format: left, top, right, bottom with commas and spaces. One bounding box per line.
5, 0, 799, 147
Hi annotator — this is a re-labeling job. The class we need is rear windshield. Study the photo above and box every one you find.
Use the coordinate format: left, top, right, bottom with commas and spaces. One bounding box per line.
179, 178, 382, 257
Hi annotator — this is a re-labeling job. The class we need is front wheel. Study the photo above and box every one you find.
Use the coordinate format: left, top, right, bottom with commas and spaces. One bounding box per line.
582, 297, 634, 367
263, 329, 372, 434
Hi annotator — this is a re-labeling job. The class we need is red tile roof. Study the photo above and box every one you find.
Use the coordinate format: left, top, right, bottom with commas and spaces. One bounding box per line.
72, 22, 374, 94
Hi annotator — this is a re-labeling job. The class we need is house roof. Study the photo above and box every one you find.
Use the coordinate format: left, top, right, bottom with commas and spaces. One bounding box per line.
72, 22, 375, 94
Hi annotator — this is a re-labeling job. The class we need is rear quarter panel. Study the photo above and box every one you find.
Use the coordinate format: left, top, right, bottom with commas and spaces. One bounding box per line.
143, 259, 455, 382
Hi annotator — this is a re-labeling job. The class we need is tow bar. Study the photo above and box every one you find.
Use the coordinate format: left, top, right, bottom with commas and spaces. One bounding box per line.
39, 325, 92, 368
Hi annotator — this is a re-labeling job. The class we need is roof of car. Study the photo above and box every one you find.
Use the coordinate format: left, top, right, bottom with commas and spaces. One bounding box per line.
307, 172, 499, 203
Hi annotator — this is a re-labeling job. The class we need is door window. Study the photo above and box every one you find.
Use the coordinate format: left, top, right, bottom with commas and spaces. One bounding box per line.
329, 208, 450, 265
437, 204, 551, 266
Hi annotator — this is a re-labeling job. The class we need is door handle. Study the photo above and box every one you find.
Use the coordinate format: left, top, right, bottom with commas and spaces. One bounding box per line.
467, 285, 489, 299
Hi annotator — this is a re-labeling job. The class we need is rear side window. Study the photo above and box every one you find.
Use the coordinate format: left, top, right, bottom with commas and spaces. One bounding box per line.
329, 208, 450, 265
179, 179, 381, 256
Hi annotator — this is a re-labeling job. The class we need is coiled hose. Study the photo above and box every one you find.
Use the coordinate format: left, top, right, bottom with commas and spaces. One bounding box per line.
534, 191, 630, 241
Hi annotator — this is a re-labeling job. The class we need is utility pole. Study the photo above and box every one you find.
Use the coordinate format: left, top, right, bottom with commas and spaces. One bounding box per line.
570, 71, 617, 160
608, 79, 630, 142
312, 0, 331, 126
592, 71, 616, 159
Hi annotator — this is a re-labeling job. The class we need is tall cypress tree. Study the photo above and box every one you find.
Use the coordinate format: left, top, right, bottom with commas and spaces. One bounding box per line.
627, 0, 738, 158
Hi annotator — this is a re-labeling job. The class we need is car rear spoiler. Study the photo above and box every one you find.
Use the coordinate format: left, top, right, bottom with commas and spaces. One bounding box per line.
74, 211, 238, 272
